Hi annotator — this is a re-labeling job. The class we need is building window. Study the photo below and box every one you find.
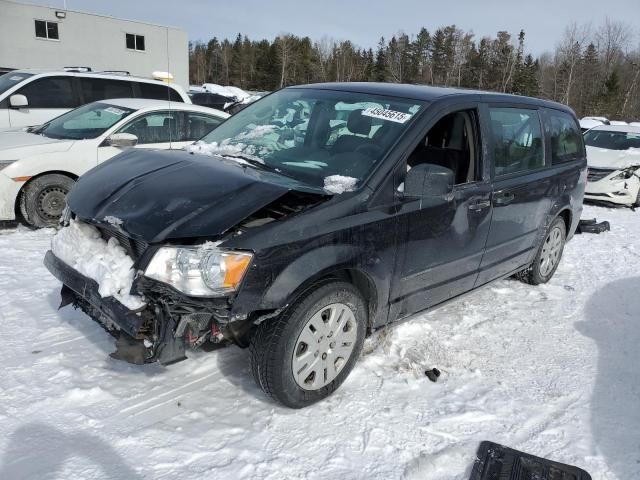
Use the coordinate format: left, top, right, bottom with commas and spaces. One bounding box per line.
35, 20, 59, 40
126, 33, 145, 51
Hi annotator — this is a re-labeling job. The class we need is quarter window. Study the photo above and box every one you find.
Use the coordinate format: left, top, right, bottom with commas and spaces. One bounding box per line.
126, 34, 145, 51
17, 76, 76, 108
546, 110, 582, 164
35, 20, 59, 40
489, 108, 544, 176
138, 82, 183, 102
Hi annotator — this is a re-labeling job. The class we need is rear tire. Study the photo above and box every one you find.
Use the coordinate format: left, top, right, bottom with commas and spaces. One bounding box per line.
250, 281, 366, 408
20, 174, 75, 228
516, 216, 566, 285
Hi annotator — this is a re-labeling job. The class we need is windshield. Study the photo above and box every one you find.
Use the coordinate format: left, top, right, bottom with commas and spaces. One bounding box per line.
0, 72, 33, 97
584, 130, 640, 150
35, 102, 136, 140
195, 88, 424, 190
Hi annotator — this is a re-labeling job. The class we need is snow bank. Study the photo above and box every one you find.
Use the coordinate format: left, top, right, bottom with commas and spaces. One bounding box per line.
587, 146, 640, 169
51, 219, 145, 310
323, 175, 358, 194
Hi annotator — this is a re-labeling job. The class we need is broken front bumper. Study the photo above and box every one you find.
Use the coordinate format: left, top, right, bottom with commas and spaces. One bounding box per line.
43, 250, 186, 364
585, 168, 640, 206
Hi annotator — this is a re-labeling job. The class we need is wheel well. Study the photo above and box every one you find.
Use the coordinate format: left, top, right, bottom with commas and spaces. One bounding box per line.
310, 268, 378, 333
557, 209, 572, 233
15, 170, 78, 219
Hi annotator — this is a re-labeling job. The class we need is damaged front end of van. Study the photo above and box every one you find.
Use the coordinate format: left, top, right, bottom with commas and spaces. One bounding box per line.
44, 148, 324, 365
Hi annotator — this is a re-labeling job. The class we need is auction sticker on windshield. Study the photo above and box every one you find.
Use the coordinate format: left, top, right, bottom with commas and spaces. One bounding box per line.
362, 107, 412, 124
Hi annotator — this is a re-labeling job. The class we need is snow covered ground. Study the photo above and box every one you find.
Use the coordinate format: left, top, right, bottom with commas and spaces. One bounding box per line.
0, 204, 638, 479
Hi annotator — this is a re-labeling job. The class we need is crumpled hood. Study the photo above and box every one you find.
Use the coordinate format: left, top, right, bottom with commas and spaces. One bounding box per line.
587, 146, 640, 170
67, 149, 312, 243
0, 130, 74, 157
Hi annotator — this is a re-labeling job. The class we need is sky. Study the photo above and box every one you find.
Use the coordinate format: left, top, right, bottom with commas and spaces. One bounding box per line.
14, 0, 640, 55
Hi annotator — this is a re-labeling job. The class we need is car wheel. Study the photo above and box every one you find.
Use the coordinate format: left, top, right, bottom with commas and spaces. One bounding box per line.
250, 281, 367, 408
517, 216, 567, 285
20, 174, 75, 228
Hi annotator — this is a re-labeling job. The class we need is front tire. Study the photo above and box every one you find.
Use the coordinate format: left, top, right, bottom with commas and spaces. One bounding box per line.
20, 174, 75, 228
517, 216, 566, 285
250, 281, 366, 408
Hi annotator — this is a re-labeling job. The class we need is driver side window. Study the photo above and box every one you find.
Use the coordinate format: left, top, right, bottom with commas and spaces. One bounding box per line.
406, 109, 480, 186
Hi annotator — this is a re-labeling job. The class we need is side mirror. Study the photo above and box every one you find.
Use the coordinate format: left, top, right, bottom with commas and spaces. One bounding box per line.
9, 94, 28, 108
105, 133, 138, 148
404, 163, 454, 199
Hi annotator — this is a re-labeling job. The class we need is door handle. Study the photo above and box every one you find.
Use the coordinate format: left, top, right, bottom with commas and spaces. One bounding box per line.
468, 198, 491, 211
493, 192, 515, 206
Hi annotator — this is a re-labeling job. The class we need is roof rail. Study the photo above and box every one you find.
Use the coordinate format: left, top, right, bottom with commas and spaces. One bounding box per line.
98, 70, 131, 76
63, 66, 92, 72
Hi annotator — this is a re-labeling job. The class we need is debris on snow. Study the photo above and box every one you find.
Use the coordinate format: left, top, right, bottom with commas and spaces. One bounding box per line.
323, 175, 358, 194
425, 368, 441, 382
51, 219, 145, 309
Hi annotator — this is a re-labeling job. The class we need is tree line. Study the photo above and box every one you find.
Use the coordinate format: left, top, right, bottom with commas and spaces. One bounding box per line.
189, 19, 640, 120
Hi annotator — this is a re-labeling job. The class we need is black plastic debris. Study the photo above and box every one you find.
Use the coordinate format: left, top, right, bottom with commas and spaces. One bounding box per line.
470, 441, 592, 480
425, 368, 441, 382
576, 218, 610, 234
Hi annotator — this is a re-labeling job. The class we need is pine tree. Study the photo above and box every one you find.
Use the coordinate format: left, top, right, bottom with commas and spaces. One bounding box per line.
374, 37, 387, 81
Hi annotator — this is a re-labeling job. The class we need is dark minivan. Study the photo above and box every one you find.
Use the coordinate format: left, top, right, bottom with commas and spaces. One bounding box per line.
44, 83, 587, 408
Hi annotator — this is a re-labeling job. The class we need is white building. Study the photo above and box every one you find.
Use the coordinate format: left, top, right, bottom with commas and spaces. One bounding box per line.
0, 0, 189, 88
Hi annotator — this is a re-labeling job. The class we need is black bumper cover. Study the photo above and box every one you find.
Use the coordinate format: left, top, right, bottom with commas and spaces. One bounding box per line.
44, 250, 145, 338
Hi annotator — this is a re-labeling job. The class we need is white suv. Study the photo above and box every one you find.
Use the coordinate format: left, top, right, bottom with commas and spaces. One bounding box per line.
0, 70, 190, 130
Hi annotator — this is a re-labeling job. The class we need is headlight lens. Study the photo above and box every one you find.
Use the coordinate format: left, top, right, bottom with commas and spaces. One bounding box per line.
0, 160, 17, 171
611, 169, 634, 181
144, 244, 253, 296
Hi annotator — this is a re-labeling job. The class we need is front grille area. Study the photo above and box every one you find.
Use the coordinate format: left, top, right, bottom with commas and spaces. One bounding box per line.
98, 226, 148, 260
587, 168, 614, 183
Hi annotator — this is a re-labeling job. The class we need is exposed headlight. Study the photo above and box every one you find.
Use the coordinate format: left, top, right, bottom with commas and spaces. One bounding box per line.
0, 160, 17, 171
144, 244, 253, 297
611, 171, 632, 181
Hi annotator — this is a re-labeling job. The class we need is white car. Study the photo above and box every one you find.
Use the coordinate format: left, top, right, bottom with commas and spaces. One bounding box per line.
584, 125, 640, 207
0, 70, 191, 130
0, 98, 228, 227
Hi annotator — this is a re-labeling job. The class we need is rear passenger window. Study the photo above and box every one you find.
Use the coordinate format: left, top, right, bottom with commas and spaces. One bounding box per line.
17, 76, 76, 108
489, 108, 544, 176
81, 78, 133, 103
546, 110, 582, 164
138, 83, 183, 102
